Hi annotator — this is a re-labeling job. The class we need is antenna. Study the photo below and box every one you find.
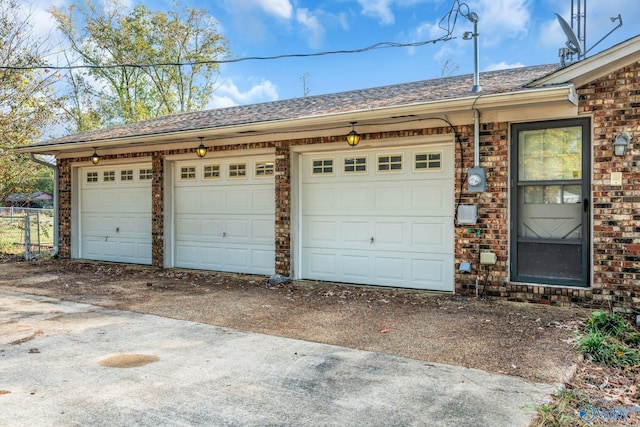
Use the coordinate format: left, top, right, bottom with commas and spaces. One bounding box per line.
556, 0, 623, 66
556, 13, 582, 65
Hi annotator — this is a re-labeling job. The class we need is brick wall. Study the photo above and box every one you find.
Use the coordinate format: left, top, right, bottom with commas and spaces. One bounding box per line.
52, 61, 640, 310
583, 62, 640, 310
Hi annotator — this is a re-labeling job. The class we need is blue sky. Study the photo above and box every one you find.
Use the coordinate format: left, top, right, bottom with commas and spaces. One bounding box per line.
28, 0, 640, 109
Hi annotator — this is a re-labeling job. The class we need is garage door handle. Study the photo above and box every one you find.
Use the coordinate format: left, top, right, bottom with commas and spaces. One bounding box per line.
370, 237, 375, 244
222, 231, 226, 237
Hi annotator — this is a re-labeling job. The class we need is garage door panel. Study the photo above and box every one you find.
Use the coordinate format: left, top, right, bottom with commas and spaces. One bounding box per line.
79, 163, 152, 265
412, 183, 453, 213
225, 189, 251, 210
411, 257, 448, 289
225, 219, 249, 238
305, 187, 337, 210
374, 256, 405, 280
251, 249, 275, 272
176, 190, 202, 211
252, 219, 276, 239
307, 252, 337, 275
173, 156, 275, 274
411, 222, 454, 253
201, 219, 224, 237
176, 217, 201, 237
118, 190, 151, 213
374, 222, 405, 244
341, 188, 369, 209
374, 187, 406, 209
201, 190, 225, 209
253, 189, 275, 210
341, 254, 370, 278
341, 221, 369, 243
306, 220, 337, 242
301, 145, 454, 290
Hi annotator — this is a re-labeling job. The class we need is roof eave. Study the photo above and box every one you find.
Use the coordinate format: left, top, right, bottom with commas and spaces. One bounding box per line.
18, 84, 577, 156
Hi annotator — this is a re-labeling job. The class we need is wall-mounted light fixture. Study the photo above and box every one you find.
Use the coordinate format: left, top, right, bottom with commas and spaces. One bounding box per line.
195, 137, 207, 158
613, 132, 629, 157
346, 122, 360, 147
90, 148, 100, 165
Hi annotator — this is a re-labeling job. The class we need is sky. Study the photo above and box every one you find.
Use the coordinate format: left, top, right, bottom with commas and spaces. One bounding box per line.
23, 0, 640, 110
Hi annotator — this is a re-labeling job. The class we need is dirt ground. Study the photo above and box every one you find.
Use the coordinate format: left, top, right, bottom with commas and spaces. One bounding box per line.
0, 257, 587, 385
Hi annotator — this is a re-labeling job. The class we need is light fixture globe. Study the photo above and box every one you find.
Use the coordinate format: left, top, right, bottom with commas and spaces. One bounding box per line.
613, 132, 629, 157
90, 148, 100, 165
195, 137, 207, 158
346, 122, 360, 147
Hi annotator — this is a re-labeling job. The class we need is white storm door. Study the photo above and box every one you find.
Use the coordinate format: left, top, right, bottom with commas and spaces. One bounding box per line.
79, 164, 152, 264
173, 156, 275, 275
300, 145, 454, 291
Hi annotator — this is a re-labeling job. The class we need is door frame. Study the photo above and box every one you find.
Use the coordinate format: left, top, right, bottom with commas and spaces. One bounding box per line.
509, 118, 591, 287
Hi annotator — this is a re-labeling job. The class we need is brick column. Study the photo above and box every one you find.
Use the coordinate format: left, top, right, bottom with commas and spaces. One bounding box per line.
57, 158, 72, 258
274, 144, 291, 276
151, 152, 164, 267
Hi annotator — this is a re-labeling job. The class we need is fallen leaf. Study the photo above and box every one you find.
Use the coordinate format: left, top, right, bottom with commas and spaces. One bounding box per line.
379, 327, 390, 334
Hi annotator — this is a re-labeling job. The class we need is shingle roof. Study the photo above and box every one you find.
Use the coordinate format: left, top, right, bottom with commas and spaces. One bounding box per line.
35, 64, 560, 147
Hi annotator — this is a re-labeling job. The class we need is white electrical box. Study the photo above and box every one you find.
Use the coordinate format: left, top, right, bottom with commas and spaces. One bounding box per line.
457, 205, 477, 225
480, 252, 497, 265
611, 172, 622, 186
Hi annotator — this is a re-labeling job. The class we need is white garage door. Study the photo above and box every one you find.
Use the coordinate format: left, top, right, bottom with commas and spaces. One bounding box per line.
79, 163, 152, 264
300, 145, 454, 291
173, 156, 275, 275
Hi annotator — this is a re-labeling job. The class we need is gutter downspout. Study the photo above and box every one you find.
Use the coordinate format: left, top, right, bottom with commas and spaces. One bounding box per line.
29, 153, 59, 257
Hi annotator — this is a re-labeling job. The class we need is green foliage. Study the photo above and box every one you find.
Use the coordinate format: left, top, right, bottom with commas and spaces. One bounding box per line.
532, 387, 585, 427
575, 311, 640, 368
51, 0, 230, 131
0, 0, 60, 201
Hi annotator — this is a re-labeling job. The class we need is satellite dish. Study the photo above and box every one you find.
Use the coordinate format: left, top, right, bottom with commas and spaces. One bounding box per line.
555, 13, 582, 56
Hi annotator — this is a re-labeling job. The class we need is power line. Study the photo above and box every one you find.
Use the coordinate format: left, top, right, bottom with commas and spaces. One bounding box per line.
0, 1, 470, 71
0, 38, 454, 71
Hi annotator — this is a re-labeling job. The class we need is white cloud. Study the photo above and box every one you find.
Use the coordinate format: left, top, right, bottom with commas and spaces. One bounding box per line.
485, 61, 524, 71
357, 0, 395, 25
539, 17, 565, 49
255, 0, 293, 19
296, 8, 325, 48
209, 78, 279, 108
476, 0, 531, 45
224, 0, 293, 20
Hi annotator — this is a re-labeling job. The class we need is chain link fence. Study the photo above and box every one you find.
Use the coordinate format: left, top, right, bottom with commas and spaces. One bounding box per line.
0, 207, 54, 259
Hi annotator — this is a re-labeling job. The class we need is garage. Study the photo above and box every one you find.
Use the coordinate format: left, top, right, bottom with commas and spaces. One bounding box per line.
78, 163, 152, 264
172, 154, 275, 275
299, 143, 454, 291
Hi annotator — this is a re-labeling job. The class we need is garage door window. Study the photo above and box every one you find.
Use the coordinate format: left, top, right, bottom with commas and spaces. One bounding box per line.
229, 163, 247, 178
180, 166, 196, 180
414, 152, 442, 171
139, 169, 152, 180
255, 161, 274, 177
87, 172, 98, 183
121, 169, 134, 181
377, 154, 403, 172
103, 171, 115, 182
344, 156, 367, 174
203, 164, 220, 179
312, 159, 334, 175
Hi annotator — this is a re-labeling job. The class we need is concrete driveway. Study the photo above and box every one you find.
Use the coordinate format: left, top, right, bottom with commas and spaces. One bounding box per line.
0, 290, 556, 426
